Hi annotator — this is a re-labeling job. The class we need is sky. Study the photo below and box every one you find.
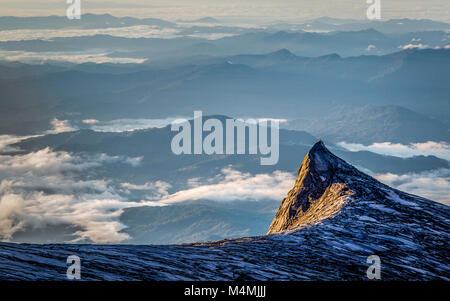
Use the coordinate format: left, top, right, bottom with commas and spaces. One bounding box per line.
0, 0, 449, 22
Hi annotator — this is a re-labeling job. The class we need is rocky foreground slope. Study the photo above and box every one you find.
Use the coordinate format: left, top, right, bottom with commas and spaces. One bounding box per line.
0, 141, 448, 280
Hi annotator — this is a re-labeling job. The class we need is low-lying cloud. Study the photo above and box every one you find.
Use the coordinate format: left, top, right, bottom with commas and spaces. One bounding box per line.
399, 43, 430, 50
0, 145, 155, 243
0, 134, 40, 153
0, 26, 180, 42
373, 169, 450, 205
86, 116, 287, 133
45, 118, 78, 134
338, 141, 450, 162
156, 168, 296, 205
86, 117, 186, 132
0, 50, 147, 64
120, 181, 171, 201
0, 132, 294, 243
0, 25, 244, 43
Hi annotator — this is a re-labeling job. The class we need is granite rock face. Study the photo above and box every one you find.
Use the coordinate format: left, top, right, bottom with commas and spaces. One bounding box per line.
0, 141, 449, 280
268, 140, 356, 233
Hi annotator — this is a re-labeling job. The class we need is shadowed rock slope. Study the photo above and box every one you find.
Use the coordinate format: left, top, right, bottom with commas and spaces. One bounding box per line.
0, 141, 449, 280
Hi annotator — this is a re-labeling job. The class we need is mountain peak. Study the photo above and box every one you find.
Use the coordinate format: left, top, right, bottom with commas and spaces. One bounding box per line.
267, 139, 449, 236
303, 139, 347, 174
269, 48, 296, 59
309, 139, 326, 154
267, 141, 370, 234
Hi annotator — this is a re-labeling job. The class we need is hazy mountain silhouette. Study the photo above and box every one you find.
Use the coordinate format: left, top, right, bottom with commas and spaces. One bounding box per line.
271, 18, 450, 34
285, 105, 450, 144
14, 119, 448, 178
0, 13, 176, 30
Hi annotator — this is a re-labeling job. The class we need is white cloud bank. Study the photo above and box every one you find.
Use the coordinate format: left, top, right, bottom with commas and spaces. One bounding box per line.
0, 26, 179, 42
0, 134, 40, 153
373, 169, 450, 205
45, 118, 79, 134
3, 0, 449, 23
0, 133, 294, 243
334, 141, 450, 205
0, 143, 157, 243
0, 147, 294, 243
0, 25, 242, 42
338, 141, 450, 162
87, 117, 286, 133
0, 119, 76, 153
398, 43, 431, 50
87, 117, 185, 132
2, 123, 447, 243
0, 50, 147, 64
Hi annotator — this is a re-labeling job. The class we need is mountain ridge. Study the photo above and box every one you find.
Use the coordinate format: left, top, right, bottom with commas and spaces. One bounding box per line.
0, 141, 448, 280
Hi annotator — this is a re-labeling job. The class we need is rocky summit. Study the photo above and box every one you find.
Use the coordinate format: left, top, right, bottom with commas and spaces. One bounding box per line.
268, 140, 357, 234
0, 141, 449, 280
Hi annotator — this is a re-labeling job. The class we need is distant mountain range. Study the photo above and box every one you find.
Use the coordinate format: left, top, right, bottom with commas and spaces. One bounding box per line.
1, 14, 448, 34
1, 49, 448, 141
270, 18, 450, 34
285, 105, 450, 144
1, 141, 448, 280
0, 14, 448, 251
1, 27, 447, 59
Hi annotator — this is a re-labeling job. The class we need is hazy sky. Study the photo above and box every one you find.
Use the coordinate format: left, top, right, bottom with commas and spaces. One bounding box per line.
0, 0, 449, 22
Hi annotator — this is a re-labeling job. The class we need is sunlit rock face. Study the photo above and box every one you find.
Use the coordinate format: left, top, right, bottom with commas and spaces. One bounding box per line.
268, 140, 356, 234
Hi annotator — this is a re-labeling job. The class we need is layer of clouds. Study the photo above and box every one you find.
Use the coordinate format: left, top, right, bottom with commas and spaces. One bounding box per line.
0, 142, 293, 242
81, 119, 99, 124
84, 116, 286, 132
0, 26, 179, 42
86, 117, 186, 132
45, 118, 78, 134
184, 33, 237, 40
1, 0, 449, 23
397, 43, 450, 50
338, 141, 450, 162
0, 142, 157, 243
0, 26, 242, 42
337, 141, 450, 204
366, 44, 377, 52
373, 169, 450, 205
0, 50, 147, 64
177, 21, 262, 29
120, 181, 171, 200
3, 117, 447, 242
0, 131, 293, 243
0, 134, 40, 153
156, 167, 296, 205
398, 43, 431, 50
